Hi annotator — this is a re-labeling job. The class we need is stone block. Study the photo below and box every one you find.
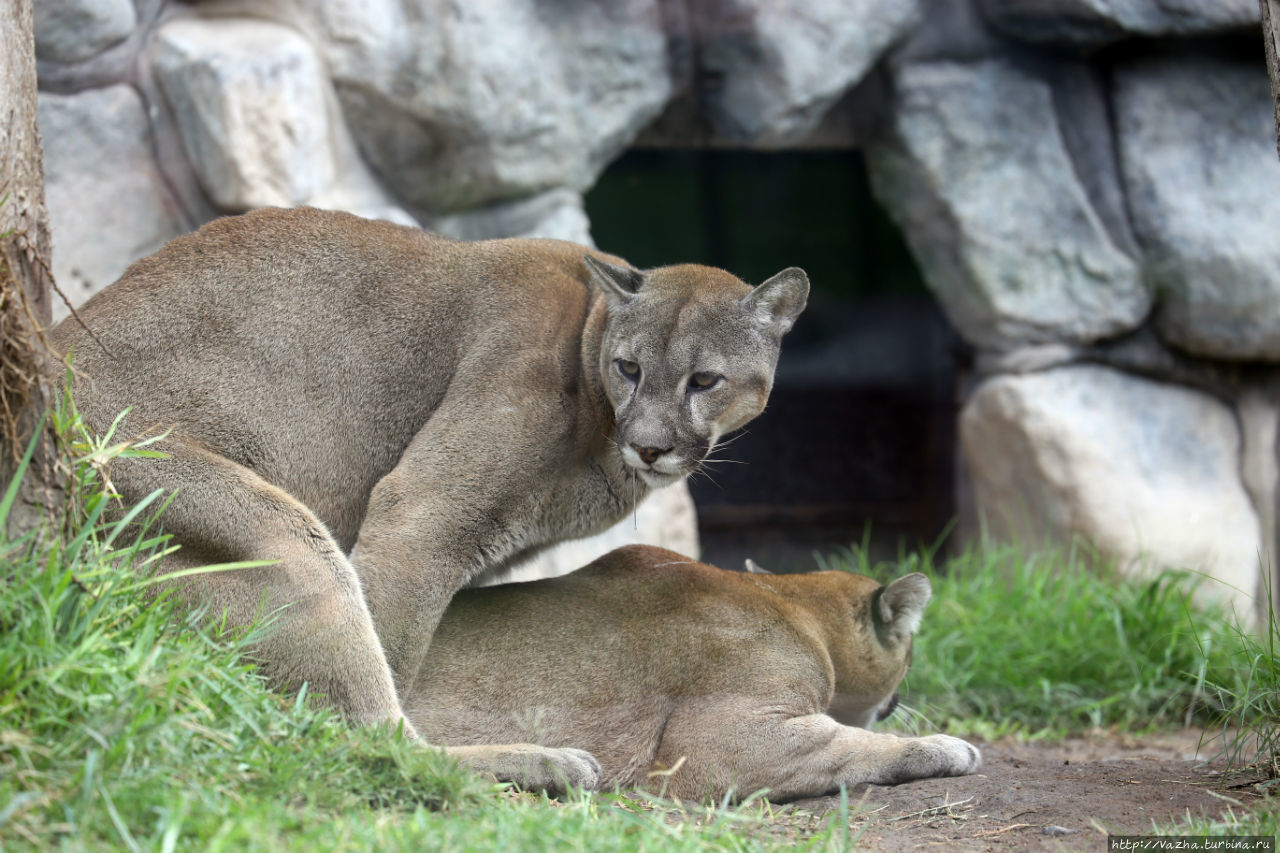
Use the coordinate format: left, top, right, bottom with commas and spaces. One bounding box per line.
39, 85, 185, 322
694, 0, 921, 145
299, 0, 673, 212
980, 0, 1258, 45
1115, 53, 1280, 361
962, 365, 1264, 623
34, 0, 135, 64
868, 60, 1148, 351
152, 18, 335, 212
480, 482, 700, 585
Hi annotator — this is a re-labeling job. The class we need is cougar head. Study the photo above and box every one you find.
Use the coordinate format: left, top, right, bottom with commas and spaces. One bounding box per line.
828, 572, 933, 729
585, 256, 808, 489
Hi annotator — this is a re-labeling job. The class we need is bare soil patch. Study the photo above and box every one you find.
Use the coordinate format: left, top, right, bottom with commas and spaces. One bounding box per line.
782, 730, 1270, 851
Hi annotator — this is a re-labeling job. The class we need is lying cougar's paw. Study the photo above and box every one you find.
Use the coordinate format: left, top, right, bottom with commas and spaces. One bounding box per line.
447, 744, 602, 794
915, 734, 982, 777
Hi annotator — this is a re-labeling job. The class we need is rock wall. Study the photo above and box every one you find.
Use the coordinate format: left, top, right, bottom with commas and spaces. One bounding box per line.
33, 0, 1280, 620
867, 3, 1278, 625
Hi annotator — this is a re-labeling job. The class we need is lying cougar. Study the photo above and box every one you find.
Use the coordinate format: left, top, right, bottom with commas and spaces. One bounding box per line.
405, 545, 981, 801
49, 206, 808, 791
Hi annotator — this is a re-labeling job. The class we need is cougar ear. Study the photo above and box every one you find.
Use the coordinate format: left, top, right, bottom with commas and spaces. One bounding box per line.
741, 266, 809, 336
744, 558, 771, 575
875, 572, 932, 643
584, 255, 643, 308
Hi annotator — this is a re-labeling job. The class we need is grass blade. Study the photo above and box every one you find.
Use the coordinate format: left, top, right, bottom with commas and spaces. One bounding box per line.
0, 413, 45, 527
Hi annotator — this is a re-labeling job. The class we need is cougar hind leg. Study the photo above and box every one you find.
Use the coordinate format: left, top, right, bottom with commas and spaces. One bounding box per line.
110, 434, 603, 792
111, 435, 411, 732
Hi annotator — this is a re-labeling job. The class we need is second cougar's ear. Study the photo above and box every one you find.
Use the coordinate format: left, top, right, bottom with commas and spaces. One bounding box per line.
740, 267, 809, 336
585, 256, 644, 309
873, 572, 932, 645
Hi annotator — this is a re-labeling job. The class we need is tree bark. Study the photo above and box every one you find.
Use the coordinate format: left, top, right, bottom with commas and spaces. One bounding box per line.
1260, 1, 1280, 616
1263, 0, 1280, 160
1, 0, 57, 538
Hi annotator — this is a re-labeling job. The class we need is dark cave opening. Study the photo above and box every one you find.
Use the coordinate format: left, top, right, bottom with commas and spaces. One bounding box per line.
587, 148, 963, 571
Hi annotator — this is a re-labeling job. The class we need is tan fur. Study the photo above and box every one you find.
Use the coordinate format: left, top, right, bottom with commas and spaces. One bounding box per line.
48, 207, 808, 792
407, 545, 981, 801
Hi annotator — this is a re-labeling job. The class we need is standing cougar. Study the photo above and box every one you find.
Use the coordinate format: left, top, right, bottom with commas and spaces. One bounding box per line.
49, 206, 808, 791
407, 545, 981, 801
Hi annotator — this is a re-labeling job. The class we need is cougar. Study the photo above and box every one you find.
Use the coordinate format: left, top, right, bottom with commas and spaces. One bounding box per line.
49, 206, 808, 791
407, 545, 982, 801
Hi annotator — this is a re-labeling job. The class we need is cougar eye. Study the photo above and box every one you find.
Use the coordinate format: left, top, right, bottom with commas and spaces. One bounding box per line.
688, 371, 721, 391
616, 359, 640, 381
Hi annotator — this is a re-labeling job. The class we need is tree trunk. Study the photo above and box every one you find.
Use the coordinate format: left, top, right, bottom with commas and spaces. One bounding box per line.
1263, 0, 1280, 159
1260, 1, 1280, 616
1, 0, 57, 538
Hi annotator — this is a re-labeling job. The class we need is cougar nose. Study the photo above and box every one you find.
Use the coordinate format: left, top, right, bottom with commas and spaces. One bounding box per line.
631, 444, 670, 465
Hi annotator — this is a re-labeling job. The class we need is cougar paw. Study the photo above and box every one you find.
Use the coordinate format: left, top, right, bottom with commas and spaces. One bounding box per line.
448, 743, 602, 794
918, 734, 982, 777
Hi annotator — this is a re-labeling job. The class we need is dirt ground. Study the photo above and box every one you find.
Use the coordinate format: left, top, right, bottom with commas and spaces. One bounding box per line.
777, 730, 1273, 851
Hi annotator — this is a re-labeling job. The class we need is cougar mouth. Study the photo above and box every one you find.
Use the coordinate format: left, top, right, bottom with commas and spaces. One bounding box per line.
637, 469, 685, 488
619, 444, 693, 488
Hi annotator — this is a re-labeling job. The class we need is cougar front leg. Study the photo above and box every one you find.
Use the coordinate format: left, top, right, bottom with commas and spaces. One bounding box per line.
656, 705, 981, 801
351, 407, 604, 793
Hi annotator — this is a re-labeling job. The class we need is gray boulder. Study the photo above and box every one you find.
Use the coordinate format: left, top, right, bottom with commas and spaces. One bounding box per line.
868, 59, 1148, 351
1114, 53, 1280, 361
962, 365, 1264, 624
891, 0, 1005, 64
151, 18, 336, 212
39, 85, 186, 322
34, 0, 135, 64
429, 189, 594, 246
694, 0, 921, 145
484, 483, 701, 585
297, 0, 673, 213
979, 0, 1258, 44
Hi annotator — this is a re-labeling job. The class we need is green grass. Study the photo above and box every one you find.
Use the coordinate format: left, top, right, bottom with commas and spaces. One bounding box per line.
831, 539, 1279, 835
1205, 577, 1280, 786
1161, 801, 1280, 841
0, 403, 852, 851
4, 397, 1277, 848
821, 540, 1262, 741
